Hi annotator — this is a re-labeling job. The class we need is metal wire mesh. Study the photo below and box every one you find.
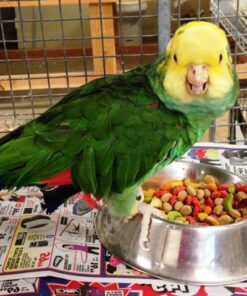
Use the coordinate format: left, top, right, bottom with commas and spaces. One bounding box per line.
0, 0, 246, 144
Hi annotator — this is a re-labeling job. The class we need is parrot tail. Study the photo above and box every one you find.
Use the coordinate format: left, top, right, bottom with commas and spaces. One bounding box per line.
41, 185, 79, 213
41, 187, 101, 213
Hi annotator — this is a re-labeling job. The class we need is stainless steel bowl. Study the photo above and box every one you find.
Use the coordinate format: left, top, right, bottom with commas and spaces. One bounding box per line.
95, 161, 247, 285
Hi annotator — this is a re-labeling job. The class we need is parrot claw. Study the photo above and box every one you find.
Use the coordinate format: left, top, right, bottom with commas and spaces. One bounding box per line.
122, 187, 164, 251
137, 202, 164, 251
123, 186, 145, 223
137, 186, 144, 202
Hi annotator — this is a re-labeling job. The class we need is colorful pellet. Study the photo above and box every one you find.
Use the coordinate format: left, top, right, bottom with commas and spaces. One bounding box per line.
143, 175, 247, 226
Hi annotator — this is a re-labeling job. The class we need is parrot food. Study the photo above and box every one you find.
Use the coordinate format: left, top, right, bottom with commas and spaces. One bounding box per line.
0, 21, 239, 216
144, 176, 247, 226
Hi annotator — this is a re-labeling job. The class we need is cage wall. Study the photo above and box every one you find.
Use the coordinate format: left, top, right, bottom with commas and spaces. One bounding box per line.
0, 0, 246, 143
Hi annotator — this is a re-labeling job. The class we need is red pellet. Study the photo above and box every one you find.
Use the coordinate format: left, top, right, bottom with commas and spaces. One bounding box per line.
192, 205, 201, 217
185, 216, 196, 225
211, 191, 221, 199
185, 195, 192, 205
206, 197, 214, 208
220, 191, 228, 198
235, 183, 242, 192
239, 185, 247, 193
154, 190, 167, 198
218, 184, 229, 191
192, 197, 200, 206
172, 186, 186, 196
168, 195, 176, 206
233, 199, 238, 207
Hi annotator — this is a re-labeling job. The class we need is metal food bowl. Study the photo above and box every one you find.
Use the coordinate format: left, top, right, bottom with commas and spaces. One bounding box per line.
95, 161, 247, 285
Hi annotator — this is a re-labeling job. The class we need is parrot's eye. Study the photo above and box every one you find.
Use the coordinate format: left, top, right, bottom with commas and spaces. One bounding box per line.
173, 54, 178, 63
219, 53, 223, 63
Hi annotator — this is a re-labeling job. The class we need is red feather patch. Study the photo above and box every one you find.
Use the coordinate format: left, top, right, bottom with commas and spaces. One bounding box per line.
148, 102, 159, 108
43, 168, 72, 187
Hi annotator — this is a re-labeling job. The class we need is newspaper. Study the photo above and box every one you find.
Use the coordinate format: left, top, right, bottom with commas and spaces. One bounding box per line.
0, 143, 246, 296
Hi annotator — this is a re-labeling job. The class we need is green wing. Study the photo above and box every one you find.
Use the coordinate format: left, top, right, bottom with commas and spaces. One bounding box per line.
0, 65, 194, 196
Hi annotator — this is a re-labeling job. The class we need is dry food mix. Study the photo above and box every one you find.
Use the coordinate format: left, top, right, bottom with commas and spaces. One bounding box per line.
143, 175, 247, 226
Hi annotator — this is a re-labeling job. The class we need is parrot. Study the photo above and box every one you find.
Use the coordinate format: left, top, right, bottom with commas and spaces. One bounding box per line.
0, 21, 239, 216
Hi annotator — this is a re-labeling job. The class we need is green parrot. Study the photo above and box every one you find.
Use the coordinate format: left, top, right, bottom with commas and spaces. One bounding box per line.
0, 21, 239, 216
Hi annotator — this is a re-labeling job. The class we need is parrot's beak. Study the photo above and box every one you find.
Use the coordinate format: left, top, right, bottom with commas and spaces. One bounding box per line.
186, 64, 208, 96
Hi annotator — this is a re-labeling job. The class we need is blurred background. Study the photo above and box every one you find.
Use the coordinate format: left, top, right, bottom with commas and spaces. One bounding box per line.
0, 0, 246, 143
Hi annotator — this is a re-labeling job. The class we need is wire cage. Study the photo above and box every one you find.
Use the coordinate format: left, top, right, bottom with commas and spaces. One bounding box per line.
0, 0, 246, 143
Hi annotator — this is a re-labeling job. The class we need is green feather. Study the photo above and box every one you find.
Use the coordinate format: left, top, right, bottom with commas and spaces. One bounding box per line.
75, 147, 97, 195
97, 169, 113, 196
107, 185, 138, 216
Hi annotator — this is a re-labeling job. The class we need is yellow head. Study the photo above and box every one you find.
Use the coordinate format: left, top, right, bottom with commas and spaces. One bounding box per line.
163, 21, 234, 102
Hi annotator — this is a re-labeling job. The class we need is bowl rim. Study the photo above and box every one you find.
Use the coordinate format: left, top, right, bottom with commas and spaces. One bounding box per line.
152, 213, 247, 229
154, 159, 244, 179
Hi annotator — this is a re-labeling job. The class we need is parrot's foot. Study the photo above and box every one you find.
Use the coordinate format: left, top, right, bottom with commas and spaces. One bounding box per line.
123, 186, 145, 223
123, 186, 165, 251
136, 202, 165, 252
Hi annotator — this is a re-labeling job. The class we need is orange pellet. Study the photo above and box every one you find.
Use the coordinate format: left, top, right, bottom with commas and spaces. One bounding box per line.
207, 183, 218, 192
161, 183, 171, 191
203, 205, 212, 215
